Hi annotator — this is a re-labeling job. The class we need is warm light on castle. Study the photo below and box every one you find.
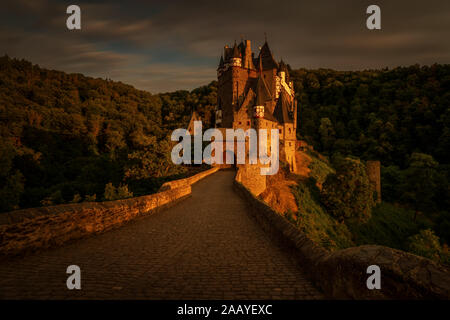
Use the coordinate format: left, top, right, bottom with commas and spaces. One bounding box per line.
190, 38, 298, 173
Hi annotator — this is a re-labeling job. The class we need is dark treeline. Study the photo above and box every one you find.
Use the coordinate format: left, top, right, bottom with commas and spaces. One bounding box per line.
0, 56, 216, 212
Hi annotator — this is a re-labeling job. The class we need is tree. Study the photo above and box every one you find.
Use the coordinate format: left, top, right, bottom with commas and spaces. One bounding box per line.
104, 183, 117, 201
0, 171, 25, 212
319, 117, 335, 152
321, 157, 375, 223
407, 229, 443, 263
401, 153, 439, 219
125, 136, 186, 180
380, 165, 403, 202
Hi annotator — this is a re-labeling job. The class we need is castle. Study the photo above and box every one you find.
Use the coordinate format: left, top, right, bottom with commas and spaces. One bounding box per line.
187, 38, 382, 202
187, 38, 299, 194
215, 39, 298, 172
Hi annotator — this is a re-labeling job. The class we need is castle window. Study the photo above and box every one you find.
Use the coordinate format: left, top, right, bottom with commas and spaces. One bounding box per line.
289, 128, 291, 134
289, 142, 292, 146
239, 121, 242, 125
279, 128, 283, 134
254, 105, 264, 118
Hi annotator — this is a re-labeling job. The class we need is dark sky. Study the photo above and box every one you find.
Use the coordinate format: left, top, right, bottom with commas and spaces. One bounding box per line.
1, 0, 449, 93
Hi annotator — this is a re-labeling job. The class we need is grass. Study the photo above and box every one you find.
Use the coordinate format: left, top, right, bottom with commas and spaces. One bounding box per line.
286, 150, 445, 264
289, 178, 354, 251
305, 150, 334, 185
347, 202, 433, 251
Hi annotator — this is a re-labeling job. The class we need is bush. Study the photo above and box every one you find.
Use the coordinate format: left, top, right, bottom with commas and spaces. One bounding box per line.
104, 183, 117, 201
407, 229, 443, 263
321, 157, 375, 223
347, 202, 426, 250
70, 193, 82, 203
40, 190, 63, 206
306, 150, 334, 185
84, 194, 97, 202
0, 170, 25, 212
292, 178, 354, 251
116, 184, 133, 199
104, 183, 133, 201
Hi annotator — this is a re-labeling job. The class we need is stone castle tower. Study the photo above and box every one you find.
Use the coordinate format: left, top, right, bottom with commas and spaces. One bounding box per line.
215, 39, 298, 172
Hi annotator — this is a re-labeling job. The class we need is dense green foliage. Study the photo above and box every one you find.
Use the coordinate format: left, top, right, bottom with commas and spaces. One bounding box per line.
292, 65, 450, 166
290, 177, 354, 251
304, 149, 334, 186
0, 56, 216, 211
321, 157, 375, 223
290, 65, 450, 253
407, 229, 450, 264
347, 203, 427, 248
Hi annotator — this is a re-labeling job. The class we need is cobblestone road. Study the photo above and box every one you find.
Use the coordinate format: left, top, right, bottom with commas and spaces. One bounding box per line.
0, 170, 323, 299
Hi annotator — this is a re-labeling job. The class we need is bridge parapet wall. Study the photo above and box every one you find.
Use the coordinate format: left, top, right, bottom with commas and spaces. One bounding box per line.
233, 179, 450, 300
0, 167, 219, 258
159, 167, 220, 191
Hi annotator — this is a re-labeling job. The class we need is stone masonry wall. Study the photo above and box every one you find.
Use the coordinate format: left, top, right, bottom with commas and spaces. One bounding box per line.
366, 160, 381, 203
159, 167, 220, 191
235, 165, 266, 196
0, 167, 219, 258
234, 179, 450, 299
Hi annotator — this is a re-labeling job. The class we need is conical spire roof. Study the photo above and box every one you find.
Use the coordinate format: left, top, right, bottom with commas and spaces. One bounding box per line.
278, 58, 290, 81
232, 42, 241, 58
258, 41, 278, 70
217, 55, 224, 70
279, 59, 288, 72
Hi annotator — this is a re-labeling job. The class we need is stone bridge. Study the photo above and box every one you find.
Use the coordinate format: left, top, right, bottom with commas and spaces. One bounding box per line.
0, 170, 324, 299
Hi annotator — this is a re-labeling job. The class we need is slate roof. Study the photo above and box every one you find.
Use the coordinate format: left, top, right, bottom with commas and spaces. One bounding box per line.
258, 42, 278, 70
273, 90, 294, 123
232, 43, 241, 58
255, 75, 272, 105
218, 55, 224, 70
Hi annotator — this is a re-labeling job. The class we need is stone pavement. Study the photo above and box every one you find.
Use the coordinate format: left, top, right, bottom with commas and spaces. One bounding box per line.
0, 170, 323, 299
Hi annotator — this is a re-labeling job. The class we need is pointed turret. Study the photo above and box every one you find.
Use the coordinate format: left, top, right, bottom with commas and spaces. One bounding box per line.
278, 58, 290, 83
229, 42, 242, 67
232, 42, 241, 58
238, 40, 245, 55
217, 55, 224, 70
278, 59, 288, 73
258, 41, 278, 70
257, 53, 263, 72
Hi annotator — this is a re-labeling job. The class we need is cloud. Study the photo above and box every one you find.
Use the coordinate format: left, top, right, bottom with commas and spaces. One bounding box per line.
0, 0, 449, 92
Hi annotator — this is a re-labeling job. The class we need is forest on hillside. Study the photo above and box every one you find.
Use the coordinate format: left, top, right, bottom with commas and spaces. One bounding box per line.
0, 56, 216, 213
289, 65, 450, 245
0, 56, 449, 261
287, 65, 449, 263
